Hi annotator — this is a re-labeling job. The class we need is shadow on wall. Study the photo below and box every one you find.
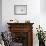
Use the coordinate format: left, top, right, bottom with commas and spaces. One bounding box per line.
0, 0, 2, 32
40, 0, 46, 14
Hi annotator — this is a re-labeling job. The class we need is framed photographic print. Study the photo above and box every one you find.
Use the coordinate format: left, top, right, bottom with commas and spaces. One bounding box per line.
14, 5, 27, 15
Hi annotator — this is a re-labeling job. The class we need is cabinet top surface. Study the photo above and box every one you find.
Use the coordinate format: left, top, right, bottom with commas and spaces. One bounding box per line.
7, 23, 34, 25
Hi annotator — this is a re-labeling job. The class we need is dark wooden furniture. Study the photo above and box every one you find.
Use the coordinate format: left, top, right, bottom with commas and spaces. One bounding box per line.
7, 23, 34, 46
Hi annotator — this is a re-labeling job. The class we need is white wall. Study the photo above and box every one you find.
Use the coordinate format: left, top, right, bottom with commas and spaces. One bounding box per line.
0, 0, 2, 32
40, 0, 46, 13
40, 0, 46, 31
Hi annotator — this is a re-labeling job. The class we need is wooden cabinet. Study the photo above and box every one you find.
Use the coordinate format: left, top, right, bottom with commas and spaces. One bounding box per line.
7, 23, 34, 46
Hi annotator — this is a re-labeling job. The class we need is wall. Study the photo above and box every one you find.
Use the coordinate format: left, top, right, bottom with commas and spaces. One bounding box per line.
0, 0, 2, 31
40, 0, 46, 31
40, 0, 46, 13
3, 0, 46, 46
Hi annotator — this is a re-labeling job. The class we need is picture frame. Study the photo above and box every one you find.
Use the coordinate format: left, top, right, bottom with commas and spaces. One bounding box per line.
14, 5, 27, 15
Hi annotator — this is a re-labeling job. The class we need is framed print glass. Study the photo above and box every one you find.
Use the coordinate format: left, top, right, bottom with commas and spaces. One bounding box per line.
14, 5, 27, 15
